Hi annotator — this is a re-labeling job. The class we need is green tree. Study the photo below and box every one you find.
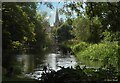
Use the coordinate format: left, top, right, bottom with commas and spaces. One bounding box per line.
57, 22, 74, 43
72, 16, 102, 43
2, 2, 36, 69
2, 2, 52, 74
85, 2, 120, 32
60, 2, 120, 42
72, 17, 90, 42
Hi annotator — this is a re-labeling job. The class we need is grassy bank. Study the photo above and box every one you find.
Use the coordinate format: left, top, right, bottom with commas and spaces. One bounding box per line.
70, 41, 118, 69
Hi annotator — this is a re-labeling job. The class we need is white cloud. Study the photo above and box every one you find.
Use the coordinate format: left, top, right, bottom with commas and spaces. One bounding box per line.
50, 11, 54, 14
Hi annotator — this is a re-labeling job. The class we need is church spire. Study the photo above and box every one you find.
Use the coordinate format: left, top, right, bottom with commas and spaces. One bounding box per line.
54, 8, 60, 27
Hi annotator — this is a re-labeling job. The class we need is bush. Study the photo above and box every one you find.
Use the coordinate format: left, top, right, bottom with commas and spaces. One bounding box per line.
41, 66, 118, 83
71, 42, 89, 53
13, 65, 23, 75
77, 42, 118, 68
56, 23, 74, 43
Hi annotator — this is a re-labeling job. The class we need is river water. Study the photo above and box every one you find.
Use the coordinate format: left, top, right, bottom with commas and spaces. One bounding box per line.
17, 51, 77, 80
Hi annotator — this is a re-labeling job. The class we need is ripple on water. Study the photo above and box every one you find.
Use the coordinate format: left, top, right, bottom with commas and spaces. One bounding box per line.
25, 53, 77, 80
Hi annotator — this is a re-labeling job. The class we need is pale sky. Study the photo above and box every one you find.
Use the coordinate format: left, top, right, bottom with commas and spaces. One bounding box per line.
37, 2, 66, 26
37, 2, 86, 26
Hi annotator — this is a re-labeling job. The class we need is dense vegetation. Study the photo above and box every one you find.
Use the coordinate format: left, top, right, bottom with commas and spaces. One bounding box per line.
2, 2, 52, 79
55, 2, 120, 81
71, 42, 118, 68
2, 1, 120, 82
57, 22, 74, 43
41, 66, 118, 83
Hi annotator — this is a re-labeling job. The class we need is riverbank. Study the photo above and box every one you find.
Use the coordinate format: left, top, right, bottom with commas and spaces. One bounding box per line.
40, 66, 118, 82
61, 40, 119, 70
2, 65, 118, 83
2, 40, 119, 82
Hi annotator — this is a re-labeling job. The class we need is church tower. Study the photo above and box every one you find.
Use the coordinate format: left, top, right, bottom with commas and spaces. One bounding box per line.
54, 8, 60, 27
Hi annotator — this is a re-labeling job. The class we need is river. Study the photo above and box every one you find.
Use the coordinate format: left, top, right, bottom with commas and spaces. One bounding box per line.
17, 51, 77, 80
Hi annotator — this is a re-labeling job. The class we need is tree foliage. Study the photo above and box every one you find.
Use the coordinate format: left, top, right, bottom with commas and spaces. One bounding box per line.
60, 2, 120, 43
2, 2, 51, 70
85, 2, 120, 32
56, 22, 74, 43
72, 16, 102, 43
58, 2, 119, 79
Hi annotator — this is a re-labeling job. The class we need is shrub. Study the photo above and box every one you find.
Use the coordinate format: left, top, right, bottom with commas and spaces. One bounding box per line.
71, 42, 89, 53
14, 65, 23, 75
41, 66, 118, 82
78, 42, 118, 68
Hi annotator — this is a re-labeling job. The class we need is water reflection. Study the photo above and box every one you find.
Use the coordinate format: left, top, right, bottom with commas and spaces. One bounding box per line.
21, 52, 77, 80
17, 54, 35, 73
46, 53, 57, 70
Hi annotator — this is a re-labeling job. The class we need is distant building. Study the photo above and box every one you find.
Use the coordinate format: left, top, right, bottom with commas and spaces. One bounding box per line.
54, 8, 60, 27
46, 8, 61, 33
46, 24, 51, 33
